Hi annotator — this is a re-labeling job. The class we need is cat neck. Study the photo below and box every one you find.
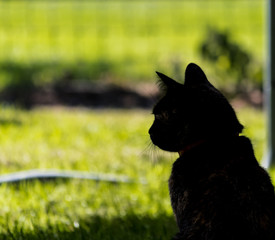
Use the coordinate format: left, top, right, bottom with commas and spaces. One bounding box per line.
178, 134, 240, 157
178, 139, 207, 157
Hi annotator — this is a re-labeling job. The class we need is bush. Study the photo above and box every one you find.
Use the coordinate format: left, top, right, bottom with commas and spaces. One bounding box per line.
199, 28, 263, 93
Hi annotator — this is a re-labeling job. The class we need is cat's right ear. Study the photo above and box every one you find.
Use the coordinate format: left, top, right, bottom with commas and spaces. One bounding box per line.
184, 63, 210, 86
156, 71, 182, 91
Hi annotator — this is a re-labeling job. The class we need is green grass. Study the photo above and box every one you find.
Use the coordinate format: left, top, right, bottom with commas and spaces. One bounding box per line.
0, 106, 269, 239
0, 0, 265, 88
0, 1, 269, 236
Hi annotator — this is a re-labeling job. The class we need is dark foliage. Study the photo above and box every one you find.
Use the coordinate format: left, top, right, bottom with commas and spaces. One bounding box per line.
200, 28, 263, 92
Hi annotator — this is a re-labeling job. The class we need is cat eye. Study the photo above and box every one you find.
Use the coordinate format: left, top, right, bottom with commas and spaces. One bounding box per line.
172, 109, 177, 114
155, 114, 164, 121
154, 108, 179, 122
155, 111, 169, 121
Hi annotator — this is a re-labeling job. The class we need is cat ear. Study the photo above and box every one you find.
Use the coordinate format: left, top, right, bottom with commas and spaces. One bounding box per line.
156, 71, 182, 90
184, 63, 210, 86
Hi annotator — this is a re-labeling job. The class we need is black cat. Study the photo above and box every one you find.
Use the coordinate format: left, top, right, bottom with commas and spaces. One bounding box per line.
149, 63, 275, 240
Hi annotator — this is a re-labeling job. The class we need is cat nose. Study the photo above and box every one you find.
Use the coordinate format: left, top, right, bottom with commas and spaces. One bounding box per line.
149, 127, 156, 141
148, 127, 152, 135
148, 126, 154, 135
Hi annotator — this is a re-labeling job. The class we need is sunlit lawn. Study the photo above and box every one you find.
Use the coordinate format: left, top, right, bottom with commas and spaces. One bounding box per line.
0, 106, 268, 239
0, 0, 269, 238
0, 0, 265, 87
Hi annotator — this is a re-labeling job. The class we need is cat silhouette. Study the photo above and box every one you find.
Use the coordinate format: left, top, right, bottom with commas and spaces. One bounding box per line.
149, 63, 275, 240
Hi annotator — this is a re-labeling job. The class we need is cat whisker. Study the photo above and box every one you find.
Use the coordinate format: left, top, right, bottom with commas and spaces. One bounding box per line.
141, 140, 160, 164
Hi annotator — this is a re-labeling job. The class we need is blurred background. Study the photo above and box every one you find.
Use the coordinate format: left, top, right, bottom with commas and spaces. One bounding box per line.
0, 1, 268, 239
0, 0, 265, 107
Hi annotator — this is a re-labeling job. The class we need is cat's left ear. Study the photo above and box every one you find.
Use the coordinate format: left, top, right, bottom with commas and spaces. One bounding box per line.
156, 71, 182, 90
184, 63, 211, 86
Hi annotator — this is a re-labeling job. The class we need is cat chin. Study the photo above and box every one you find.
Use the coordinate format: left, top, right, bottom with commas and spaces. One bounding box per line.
150, 136, 182, 152
154, 140, 203, 153
153, 142, 179, 152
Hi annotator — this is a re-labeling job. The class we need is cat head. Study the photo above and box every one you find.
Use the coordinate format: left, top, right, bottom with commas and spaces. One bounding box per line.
149, 63, 243, 152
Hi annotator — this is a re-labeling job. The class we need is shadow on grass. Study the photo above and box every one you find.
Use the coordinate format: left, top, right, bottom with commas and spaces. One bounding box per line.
0, 60, 157, 108
2, 213, 177, 240
0, 119, 21, 127
0, 60, 115, 107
